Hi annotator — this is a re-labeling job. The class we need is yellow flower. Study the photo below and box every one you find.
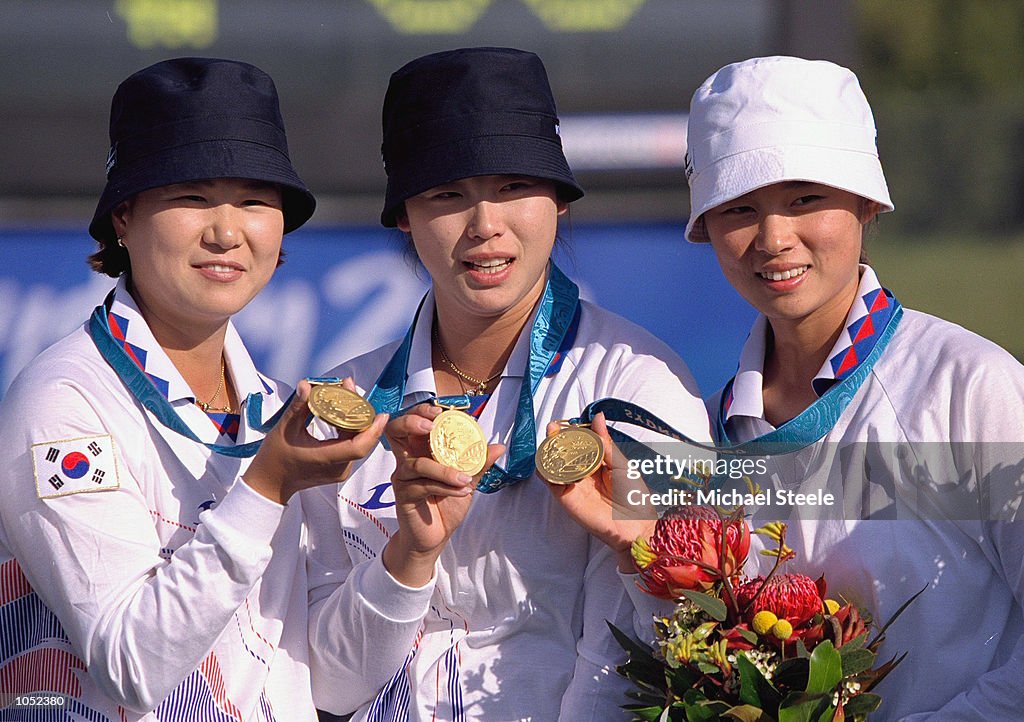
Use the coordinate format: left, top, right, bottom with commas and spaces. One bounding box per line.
752, 610, 778, 635
753, 521, 787, 541
771, 619, 793, 640
824, 599, 841, 615
631, 536, 656, 570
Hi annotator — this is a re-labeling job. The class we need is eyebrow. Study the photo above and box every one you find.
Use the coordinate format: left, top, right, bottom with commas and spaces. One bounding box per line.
174, 179, 278, 191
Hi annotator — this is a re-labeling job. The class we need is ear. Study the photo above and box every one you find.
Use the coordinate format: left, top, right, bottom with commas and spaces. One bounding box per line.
859, 199, 882, 225
555, 199, 570, 217
111, 200, 132, 238
396, 211, 411, 233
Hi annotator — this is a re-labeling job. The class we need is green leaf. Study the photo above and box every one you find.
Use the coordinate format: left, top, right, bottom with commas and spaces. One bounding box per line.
867, 584, 927, 648
609, 622, 668, 686
623, 705, 665, 722
736, 627, 760, 646
666, 664, 700, 693
683, 700, 729, 722
777, 692, 833, 722
842, 693, 882, 716
838, 648, 876, 677
723, 704, 774, 722
773, 658, 809, 690
837, 632, 868, 652
737, 654, 782, 709
696, 661, 721, 675
806, 641, 843, 695
795, 639, 810, 659
681, 589, 728, 622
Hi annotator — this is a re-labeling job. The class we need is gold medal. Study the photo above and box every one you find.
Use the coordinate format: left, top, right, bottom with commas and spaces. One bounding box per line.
535, 423, 605, 485
428, 404, 488, 477
307, 382, 375, 432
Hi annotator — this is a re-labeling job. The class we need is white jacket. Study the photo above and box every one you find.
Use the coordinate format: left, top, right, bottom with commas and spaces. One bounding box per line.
711, 301, 1024, 721
0, 279, 314, 721
305, 291, 712, 721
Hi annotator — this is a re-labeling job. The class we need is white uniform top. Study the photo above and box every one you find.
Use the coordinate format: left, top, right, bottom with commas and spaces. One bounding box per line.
708, 270, 1024, 721
0, 278, 316, 721
304, 291, 712, 721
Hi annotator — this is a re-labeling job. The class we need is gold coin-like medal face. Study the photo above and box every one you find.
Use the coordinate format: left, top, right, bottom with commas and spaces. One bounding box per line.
535, 426, 605, 484
428, 409, 488, 476
307, 384, 375, 431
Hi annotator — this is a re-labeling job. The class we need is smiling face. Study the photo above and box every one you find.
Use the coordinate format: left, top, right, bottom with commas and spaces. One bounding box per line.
398, 175, 567, 325
703, 181, 880, 339
112, 178, 284, 340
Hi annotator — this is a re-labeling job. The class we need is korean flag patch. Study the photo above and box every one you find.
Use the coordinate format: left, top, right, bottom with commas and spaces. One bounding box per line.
32, 434, 120, 499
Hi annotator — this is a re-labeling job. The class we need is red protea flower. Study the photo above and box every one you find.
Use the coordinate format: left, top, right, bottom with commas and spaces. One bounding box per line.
632, 506, 751, 599
829, 603, 868, 646
735, 573, 824, 627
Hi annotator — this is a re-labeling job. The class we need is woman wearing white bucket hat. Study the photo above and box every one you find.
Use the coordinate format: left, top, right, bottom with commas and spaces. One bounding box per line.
687, 56, 1024, 720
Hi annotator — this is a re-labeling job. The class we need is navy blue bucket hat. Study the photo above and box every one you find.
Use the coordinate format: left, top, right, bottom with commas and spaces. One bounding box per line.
89, 57, 316, 242
379, 47, 584, 227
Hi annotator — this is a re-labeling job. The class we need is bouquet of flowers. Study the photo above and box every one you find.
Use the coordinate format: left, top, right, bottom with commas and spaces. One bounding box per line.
613, 506, 921, 721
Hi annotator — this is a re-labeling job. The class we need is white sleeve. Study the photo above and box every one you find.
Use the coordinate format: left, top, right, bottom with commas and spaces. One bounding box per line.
304, 482, 435, 715
0, 377, 285, 713
899, 521, 1024, 721
598, 332, 713, 646
556, 537, 638, 721
557, 323, 713, 718
900, 350, 1024, 719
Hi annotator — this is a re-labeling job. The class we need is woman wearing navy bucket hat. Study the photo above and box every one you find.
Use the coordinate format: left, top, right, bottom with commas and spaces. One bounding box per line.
0, 58, 386, 720
302, 47, 711, 720
682, 57, 1024, 719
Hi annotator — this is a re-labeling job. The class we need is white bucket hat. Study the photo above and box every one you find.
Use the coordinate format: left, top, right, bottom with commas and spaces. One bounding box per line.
684, 56, 893, 243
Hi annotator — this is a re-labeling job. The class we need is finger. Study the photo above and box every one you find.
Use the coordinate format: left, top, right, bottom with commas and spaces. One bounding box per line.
391, 478, 474, 500
383, 413, 434, 455
342, 413, 388, 457
479, 443, 506, 476
298, 411, 387, 465
278, 379, 317, 437
545, 420, 561, 438
405, 402, 443, 421
591, 412, 629, 471
385, 412, 435, 439
394, 455, 475, 489
341, 376, 358, 393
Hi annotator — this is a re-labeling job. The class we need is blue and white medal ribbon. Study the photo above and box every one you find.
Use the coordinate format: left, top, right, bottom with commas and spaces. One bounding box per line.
366, 263, 581, 493
88, 292, 284, 458
566, 297, 902, 492
714, 299, 903, 451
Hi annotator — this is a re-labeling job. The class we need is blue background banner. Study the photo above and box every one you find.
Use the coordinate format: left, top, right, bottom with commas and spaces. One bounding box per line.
0, 224, 755, 399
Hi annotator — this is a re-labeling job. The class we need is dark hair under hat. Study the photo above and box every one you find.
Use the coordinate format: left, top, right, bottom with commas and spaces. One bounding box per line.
379, 47, 583, 228
89, 57, 316, 243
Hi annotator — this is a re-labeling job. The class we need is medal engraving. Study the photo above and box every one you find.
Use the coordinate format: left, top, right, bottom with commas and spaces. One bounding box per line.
535, 426, 604, 484
429, 409, 488, 476
307, 383, 375, 432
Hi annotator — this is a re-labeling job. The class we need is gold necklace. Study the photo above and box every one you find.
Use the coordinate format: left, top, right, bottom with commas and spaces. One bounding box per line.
433, 325, 502, 395
196, 357, 234, 413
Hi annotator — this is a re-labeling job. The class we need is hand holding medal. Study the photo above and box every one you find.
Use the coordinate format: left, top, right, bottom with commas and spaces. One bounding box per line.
382, 400, 505, 587
307, 379, 376, 432
540, 412, 658, 571
243, 380, 387, 505
428, 399, 489, 476
535, 421, 605, 484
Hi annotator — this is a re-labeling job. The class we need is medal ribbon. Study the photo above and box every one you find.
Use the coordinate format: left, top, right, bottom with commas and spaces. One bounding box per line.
88, 292, 285, 458
714, 297, 903, 451
569, 297, 903, 490
366, 263, 580, 493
